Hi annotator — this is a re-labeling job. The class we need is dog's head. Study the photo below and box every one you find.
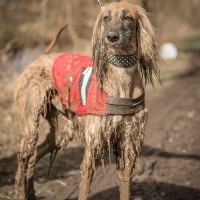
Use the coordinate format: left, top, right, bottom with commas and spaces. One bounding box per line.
92, 2, 161, 87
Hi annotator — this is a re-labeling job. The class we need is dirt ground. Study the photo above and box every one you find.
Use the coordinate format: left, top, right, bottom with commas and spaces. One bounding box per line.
0, 53, 200, 200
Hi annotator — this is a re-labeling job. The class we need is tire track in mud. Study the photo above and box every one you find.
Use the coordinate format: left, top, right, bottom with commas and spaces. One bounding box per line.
146, 79, 196, 148
146, 75, 200, 155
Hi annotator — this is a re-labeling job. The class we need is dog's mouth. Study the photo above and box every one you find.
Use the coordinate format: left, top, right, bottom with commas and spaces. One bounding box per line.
105, 38, 120, 47
105, 39, 130, 50
106, 41, 119, 47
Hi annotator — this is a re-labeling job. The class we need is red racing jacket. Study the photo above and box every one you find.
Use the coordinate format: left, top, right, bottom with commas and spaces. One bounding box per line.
52, 53, 107, 115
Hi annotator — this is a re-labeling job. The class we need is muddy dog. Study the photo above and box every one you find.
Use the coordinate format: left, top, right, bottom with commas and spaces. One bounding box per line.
15, 2, 161, 200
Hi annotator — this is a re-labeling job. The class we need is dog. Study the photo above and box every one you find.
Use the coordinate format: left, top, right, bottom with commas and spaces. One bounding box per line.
15, 2, 161, 200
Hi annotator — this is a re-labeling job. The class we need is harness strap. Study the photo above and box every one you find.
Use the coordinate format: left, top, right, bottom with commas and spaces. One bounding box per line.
106, 93, 145, 115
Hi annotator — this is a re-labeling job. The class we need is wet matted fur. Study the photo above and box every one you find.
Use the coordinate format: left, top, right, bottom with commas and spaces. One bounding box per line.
15, 2, 161, 200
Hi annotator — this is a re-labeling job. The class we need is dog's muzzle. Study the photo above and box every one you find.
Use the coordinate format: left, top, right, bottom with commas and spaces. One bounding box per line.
105, 31, 120, 46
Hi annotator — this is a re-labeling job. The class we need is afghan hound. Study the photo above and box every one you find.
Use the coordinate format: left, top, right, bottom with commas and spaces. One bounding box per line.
15, 2, 161, 200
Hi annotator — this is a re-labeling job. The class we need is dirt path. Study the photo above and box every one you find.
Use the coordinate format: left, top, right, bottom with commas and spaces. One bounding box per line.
0, 55, 200, 200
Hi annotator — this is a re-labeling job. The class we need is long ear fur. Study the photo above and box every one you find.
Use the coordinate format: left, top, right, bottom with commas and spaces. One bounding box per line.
92, 11, 108, 88
137, 7, 162, 86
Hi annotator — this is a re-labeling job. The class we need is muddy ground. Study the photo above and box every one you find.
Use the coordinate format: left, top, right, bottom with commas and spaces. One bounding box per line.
0, 53, 200, 200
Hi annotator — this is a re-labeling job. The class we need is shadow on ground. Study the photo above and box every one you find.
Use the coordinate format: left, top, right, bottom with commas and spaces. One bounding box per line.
0, 144, 199, 188
0, 146, 84, 189
68, 181, 200, 200
142, 145, 200, 161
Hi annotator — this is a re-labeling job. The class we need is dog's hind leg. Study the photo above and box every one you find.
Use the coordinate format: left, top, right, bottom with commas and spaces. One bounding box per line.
35, 104, 59, 164
15, 104, 59, 200
15, 101, 72, 200
36, 102, 75, 164
14, 61, 58, 199
15, 99, 60, 200
15, 104, 41, 200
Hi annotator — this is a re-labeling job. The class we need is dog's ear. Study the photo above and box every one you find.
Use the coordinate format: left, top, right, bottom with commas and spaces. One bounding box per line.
136, 7, 161, 86
92, 10, 108, 88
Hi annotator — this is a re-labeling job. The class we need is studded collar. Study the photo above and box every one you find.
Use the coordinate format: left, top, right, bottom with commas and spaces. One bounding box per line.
107, 53, 138, 68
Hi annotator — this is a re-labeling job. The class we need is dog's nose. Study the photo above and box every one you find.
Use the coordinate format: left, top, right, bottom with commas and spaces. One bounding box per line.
106, 32, 119, 43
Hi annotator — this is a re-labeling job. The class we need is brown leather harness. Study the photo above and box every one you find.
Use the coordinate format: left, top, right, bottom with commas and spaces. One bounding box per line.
106, 93, 145, 115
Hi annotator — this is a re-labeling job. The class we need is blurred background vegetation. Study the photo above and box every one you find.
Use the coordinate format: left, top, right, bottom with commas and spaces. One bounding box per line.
0, 0, 199, 54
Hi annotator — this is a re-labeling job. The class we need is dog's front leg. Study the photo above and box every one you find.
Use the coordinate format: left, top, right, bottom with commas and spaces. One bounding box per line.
118, 155, 136, 200
78, 148, 94, 200
117, 151, 136, 200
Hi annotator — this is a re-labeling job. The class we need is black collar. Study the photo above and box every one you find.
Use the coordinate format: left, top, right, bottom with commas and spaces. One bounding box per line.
107, 53, 138, 68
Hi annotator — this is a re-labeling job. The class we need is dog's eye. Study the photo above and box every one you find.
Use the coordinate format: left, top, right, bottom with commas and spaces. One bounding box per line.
103, 16, 110, 22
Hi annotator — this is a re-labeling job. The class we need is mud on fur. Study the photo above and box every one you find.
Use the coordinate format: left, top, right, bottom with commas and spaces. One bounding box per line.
15, 2, 161, 200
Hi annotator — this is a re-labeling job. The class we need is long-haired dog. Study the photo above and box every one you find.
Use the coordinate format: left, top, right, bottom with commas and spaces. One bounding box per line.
15, 2, 161, 200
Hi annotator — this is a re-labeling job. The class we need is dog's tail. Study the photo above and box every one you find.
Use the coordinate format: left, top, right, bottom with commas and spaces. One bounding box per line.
45, 24, 68, 54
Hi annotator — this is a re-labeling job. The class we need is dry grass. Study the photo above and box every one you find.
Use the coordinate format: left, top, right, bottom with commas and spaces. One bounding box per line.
0, 75, 18, 158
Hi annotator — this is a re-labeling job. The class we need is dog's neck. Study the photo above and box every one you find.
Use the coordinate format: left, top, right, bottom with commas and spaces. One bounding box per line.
103, 52, 144, 99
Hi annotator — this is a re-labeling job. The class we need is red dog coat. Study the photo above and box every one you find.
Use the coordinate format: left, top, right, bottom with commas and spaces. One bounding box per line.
52, 53, 107, 115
